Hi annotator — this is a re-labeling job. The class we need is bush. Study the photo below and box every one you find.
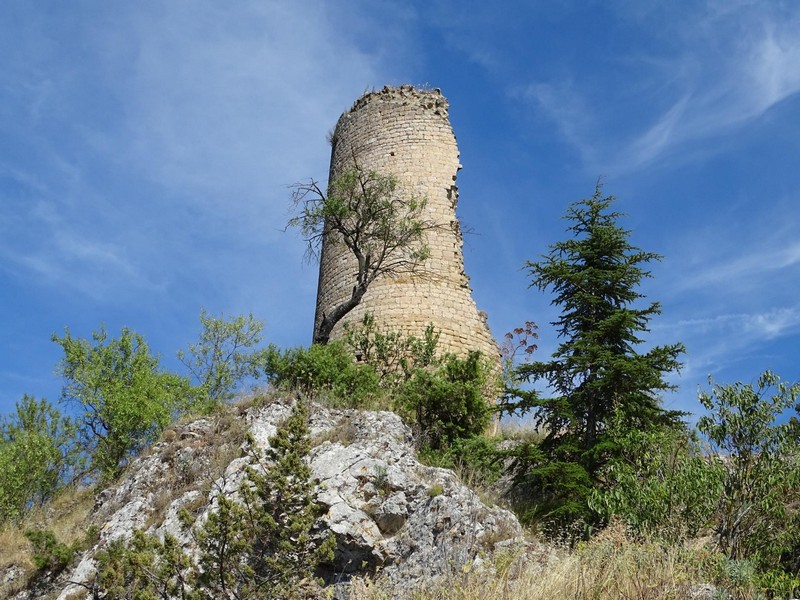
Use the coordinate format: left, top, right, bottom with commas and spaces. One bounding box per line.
589, 422, 722, 544
25, 529, 75, 574
265, 341, 383, 408
53, 326, 190, 481
0, 396, 80, 522
396, 351, 494, 450
419, 435, 503, 485
698, 371, 800, 574
344, 313, 439, 388
178, 309, 270, 411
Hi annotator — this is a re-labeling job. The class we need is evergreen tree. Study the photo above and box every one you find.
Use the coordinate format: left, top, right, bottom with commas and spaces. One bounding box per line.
195, 400, 334, 598
96, 401, 334, 599
507, 185, 685, 526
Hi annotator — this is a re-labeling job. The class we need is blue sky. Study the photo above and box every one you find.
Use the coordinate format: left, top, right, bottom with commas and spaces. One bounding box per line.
2, 0, 799, 420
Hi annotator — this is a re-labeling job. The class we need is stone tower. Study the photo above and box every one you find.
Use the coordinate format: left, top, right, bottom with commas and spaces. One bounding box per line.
314, 85, 499, 362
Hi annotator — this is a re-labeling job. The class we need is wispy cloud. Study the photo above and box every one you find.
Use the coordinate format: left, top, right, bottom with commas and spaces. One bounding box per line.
0, 0, 410, 308
673, 307, 800, 342
659, 306, 800, 393
677, 240, 800, 293
521, 2, 800, 173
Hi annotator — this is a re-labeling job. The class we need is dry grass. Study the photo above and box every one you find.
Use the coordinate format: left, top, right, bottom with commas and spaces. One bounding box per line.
0, 485, 95, 596
347, 521, 752, 600
497, 419, 545, 445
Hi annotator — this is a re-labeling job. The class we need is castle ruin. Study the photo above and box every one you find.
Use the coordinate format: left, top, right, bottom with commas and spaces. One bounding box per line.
314, 85, 499, 362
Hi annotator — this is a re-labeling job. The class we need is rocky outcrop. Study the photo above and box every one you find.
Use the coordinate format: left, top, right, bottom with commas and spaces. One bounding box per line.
52, 398, 525, 599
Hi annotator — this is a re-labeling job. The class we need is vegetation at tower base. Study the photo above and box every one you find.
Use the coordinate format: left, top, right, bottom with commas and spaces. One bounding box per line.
503, 184, 686, 529
52, 326, 191, 482
264, 314, 496, 458
289, 163, 435, 345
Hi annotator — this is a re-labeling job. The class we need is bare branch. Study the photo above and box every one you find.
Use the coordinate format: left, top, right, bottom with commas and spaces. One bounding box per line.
288, 162, 440, 344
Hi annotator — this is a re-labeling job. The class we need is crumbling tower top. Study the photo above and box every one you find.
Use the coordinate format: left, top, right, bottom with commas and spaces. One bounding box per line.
314, 85, 499, 361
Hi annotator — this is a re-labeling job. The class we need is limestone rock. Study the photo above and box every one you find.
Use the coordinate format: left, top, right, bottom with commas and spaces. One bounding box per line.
50, 398, 524, 599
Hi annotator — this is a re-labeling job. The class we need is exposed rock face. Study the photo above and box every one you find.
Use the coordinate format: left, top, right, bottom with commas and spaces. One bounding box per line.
53, 399, 524, 599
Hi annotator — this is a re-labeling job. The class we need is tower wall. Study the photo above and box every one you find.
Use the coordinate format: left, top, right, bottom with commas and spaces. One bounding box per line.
314, 85, 499, 362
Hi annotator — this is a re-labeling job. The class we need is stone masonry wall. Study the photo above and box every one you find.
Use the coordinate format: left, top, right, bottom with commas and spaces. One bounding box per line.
314, 85, 499, 363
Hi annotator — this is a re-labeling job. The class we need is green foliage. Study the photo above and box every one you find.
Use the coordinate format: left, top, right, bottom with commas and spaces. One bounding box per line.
344, 313, 439, 388
25, 528, 76, 575
428, 484, 444, 498
96, 401, 334, 599
396, 351, 494, 450
178, 309, 269, 411
96, 531, 192, 599
589, 421, 723, 543
698, 371, 800, 571
505, 185, 685, 527
265, 341, 382, 408
290, 164, 433, 344
52, 326, 190, 481
419, 434, 503, 487
0, 396, 79, 522
200, 400, 335, 597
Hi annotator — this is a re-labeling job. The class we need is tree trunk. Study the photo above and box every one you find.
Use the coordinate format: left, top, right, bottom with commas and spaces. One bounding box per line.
314, 283, 368, 345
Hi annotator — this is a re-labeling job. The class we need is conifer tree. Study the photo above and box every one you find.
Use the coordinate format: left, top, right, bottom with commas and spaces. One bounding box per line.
97, 401, 334, 599
508, 185, 685, 525
195, 400, 334, 598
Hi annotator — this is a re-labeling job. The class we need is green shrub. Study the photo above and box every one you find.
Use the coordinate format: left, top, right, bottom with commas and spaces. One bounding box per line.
589, 422, 722, 544
419, 435, 503, 486
53, 326, 190, 481
0, 396, 80, 522
698, 371, 800, 574
344, 313, 439, 388
265, 341, 383, 408
396, 351, 493, 450
178, 310, 271, 411
96, 530, 192, 598
25, 528, 76, 575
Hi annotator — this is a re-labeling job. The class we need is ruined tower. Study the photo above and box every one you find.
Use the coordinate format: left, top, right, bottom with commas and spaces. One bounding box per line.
314, 85, 499, 361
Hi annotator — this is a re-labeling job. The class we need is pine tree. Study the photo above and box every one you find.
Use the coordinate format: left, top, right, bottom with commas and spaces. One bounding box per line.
508, 185, 685, 526
195, 400, 334, 598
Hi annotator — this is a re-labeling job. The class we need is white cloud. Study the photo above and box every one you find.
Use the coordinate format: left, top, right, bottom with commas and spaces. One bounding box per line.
677, 241, 800, 293
521, 82, 598, 165
521, 2, 800, 174
674, 308, 800, 341
746, 24, 800, 113
0, 1, 412, 306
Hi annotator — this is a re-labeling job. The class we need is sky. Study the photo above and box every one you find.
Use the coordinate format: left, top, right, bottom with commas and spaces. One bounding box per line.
2, 0, 799, 421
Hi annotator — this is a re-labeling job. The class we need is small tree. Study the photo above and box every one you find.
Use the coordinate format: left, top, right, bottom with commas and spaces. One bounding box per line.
290, 163, 434, 344
97, 401, 335, 599
197, 402, 334, 597
698, 371, 800, 569
178, 309, 269, 410
397, 351, 494, 450
507, 185, 685, 525
0, 396, 80, 521
53, 326, 189, 480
